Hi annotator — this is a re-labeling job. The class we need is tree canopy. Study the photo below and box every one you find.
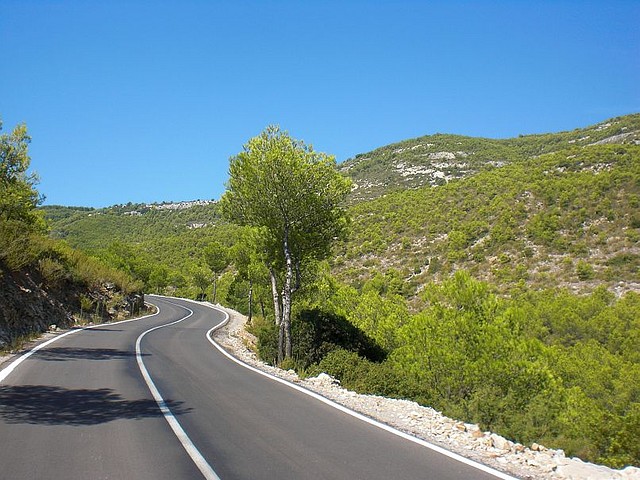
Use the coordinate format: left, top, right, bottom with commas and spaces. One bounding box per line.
0, 121, 44, 229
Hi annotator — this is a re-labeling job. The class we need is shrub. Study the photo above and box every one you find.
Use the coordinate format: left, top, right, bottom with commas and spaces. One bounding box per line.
576, 261, 595, 280
38, 258, 66, 286
292, 308, 386, 368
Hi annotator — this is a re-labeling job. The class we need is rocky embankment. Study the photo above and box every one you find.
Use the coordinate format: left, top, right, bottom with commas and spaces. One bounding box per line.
212, 306, 640, 480
0, 264, 143, 351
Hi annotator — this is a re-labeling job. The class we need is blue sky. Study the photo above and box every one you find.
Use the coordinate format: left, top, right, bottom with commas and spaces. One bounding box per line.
1, 1, 638, 207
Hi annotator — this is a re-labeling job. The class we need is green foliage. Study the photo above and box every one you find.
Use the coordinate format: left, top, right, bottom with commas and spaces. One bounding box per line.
250, 316, 279, 365
221, 125, 352, 266
0, 119, 140, 299
338, 143, 640, 296
203, 241, 229, 303
204, 241, 228, 274
190, 264, 211, 300
326, 282, 409, 351
309, 348, 416, 399
0, 121, 45, 229
253, 269, 640, 468
251, 307, 386, 369
292, 308, 386, 367
42, 200, 243, 299
305, 273, 640, 468
576, 261, 595, 280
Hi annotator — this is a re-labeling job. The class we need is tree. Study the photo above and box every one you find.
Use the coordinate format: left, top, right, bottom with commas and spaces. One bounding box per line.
190, 265, 211, 301
0, 120, 44, 228
230, 227, 270, 323
221, 126, 351, 362
204, 241, 229, 303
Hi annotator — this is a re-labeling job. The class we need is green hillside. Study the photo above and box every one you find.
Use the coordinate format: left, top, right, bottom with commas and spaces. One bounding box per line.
342, 113, 640, 202
42, 200, 241, 297
42, 114, 640, 301
335, 143, 640, 303
46, 200, 221, 250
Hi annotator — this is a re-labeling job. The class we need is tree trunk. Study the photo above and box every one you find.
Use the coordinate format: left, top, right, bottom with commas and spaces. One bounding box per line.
212, 273, 218, 304
259, 299, 266, 320
282, 228, 293, 360
269, 267, 281, 325
278, 321, 286, 364
248, 279, 253, 324
269, 266, 284, 363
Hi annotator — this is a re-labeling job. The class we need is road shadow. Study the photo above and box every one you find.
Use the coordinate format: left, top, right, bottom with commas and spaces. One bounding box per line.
33, 347, 148, 362
0, 385, 190, 425
75, 328, 123, 332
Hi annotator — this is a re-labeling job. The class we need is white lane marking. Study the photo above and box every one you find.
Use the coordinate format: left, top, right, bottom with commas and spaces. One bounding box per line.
135, 300, 221, 480
159, 296, 518, 480
0, 309, 160, 384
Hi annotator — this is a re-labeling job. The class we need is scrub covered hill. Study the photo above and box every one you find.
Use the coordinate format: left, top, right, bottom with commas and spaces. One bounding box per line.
334, 143, 640, 303
43, 201, 241, 298
342, 113, 640, 202
42, 114, 640, 302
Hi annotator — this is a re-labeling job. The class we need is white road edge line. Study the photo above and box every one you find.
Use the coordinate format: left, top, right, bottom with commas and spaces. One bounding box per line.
158, 295, 519, 480
135, 302, 221, 480
0, 308, 160, 384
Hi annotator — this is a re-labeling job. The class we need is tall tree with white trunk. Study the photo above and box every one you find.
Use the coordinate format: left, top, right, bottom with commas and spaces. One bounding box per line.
221, 126, 351, 362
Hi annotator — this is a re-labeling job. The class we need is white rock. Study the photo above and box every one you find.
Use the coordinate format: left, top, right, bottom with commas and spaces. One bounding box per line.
556, 457, 626, 480
490, 433, 512, 451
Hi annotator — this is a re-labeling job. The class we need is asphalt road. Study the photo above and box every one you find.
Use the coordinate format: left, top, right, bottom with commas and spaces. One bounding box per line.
0, 296, 517, 480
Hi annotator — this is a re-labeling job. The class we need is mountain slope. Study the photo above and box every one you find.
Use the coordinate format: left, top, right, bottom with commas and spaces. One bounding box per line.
341, 113, 640, 202
334, 143, 640, 302
41, 114, 640, 301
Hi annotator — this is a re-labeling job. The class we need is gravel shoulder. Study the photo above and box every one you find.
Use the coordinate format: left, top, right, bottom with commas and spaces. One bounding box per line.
211, 304, 640, 480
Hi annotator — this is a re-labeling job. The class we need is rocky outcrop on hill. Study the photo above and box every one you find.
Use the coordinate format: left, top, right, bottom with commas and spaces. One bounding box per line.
340, 114, 640, 202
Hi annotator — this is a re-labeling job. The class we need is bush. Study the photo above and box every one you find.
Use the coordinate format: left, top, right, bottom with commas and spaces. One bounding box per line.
250, 316, 279, 365
251, 308, 387, 369
38, 258, 67, 286
309, 348, 421, 400
576, 261, 595, 280
292, 308, 386, 368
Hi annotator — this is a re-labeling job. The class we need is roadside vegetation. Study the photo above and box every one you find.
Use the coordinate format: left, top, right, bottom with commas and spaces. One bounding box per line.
0, 120, 143, 351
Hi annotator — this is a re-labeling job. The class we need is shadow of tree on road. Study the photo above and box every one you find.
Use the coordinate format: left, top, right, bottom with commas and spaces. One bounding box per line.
33, 347, 147, 362
0, 385, 189, 425
73, 327, 123, 332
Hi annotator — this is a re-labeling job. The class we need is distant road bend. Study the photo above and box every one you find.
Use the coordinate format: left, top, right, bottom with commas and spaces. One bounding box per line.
0, 295, 518, 480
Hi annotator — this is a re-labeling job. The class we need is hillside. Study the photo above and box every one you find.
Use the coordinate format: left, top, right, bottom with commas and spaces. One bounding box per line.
334, 143, 640, 303
42, 114, 640, 300
46, 200, 221, 250
42, 201, 241, 298
341, 113, 640, 202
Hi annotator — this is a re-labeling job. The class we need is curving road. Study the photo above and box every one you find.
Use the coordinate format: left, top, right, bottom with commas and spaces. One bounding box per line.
0, 296, 518, 479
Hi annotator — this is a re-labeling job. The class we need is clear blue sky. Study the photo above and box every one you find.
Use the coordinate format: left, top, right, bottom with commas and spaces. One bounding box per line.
1, 1, 638, 207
